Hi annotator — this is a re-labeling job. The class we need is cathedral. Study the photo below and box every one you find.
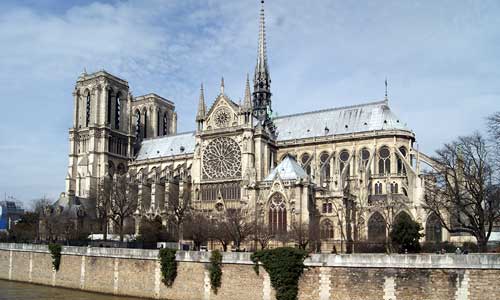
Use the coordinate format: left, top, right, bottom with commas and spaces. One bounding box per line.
53, 1, 446, 250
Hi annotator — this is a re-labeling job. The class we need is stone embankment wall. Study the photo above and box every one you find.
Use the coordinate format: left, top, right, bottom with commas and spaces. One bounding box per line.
0, 243, 499, 300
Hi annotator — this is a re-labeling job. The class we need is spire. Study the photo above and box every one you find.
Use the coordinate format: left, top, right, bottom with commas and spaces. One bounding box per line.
252, 0, 273, 128
243, 74, 252, 111
196, 83, 206, 121
384, 77, 388, 102
256, 0, 269, 78
220, 76, 225, 95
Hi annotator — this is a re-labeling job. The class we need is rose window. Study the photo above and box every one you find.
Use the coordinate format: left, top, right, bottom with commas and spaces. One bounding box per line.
202, 137, 241, 179
213, 107, 231, 128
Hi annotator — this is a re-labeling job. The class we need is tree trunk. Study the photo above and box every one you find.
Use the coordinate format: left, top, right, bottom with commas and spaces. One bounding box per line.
477, 237, 488, 253
119, 218, 124, 242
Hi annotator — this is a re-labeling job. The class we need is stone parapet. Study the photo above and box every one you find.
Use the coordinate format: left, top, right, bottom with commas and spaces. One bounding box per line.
0, 243, 499, 269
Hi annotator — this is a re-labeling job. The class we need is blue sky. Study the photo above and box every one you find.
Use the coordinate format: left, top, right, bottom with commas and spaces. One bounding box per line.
0, 0, 499, 205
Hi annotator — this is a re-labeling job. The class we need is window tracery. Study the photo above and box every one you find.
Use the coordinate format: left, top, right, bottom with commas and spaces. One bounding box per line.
320, 219, 334, 239
115, 93, 121, 130
378, 146, 391, 175
320, 152, 331, 180
368, 212, 386, 242
339, 150, 350, 175
202, 137, 241, 179
269, 193, 286, 234
301, 153, 311, 176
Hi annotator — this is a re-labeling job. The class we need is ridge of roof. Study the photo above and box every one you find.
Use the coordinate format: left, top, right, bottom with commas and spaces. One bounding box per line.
142, 131, 196, 142
274, 99, 388, 120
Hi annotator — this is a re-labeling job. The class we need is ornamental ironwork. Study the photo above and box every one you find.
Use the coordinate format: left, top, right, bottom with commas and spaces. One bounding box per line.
202, 137, 241, 179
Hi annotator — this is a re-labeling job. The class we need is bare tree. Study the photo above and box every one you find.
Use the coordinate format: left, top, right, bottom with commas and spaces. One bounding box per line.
108, 174, 138, 242
289, 221, 310, 250
253, 221, 274, 250
424, 133, 500, 252
165, 179, 191, 241
184, 213, 212, 250
221, 209, 255, 251
211, 219, 233, 251
96, 177, 113, 240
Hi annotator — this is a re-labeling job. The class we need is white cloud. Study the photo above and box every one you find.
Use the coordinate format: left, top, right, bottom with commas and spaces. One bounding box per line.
0, 0, 499, 202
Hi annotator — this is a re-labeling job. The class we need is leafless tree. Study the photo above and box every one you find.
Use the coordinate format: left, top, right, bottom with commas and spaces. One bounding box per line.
210, 219, 233, 251
96, 177, 113, 240
165, 179, 191, 241
107, 174, 138, 242
184, 213, 212, 250
289, 221, 311, 250
221, 209, 255, 251
253, 221, 274, 250
424, 133, 500, 252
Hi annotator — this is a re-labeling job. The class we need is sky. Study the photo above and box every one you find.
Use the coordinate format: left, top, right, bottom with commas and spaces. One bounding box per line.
0, 0, 499, 205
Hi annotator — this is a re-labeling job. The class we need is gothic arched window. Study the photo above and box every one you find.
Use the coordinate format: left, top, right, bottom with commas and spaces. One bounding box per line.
134, 110, 141, 139
397, 146, 407, 175
426, 213, 442, 242
107, 90, 112, 124
269, 193, 287, 234
143, 110, 148, 138
163, 112, 169, 135
339, 150, 350, 176
320, 219, 334, 239
321, 202, 333, 214
378, 146, 391, 175
320, 152, 331, 180
368, 212, 386, 242
301, 153, 311, 176
361, 148, 370, 169
390, 182, 398, 194
115, 92, 121, 130
86, 93, 91, 127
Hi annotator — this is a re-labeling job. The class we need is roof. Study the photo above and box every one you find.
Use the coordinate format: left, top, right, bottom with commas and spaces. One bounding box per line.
273, 100, 410, 141
135, 131, 196, 160
135, 100, 411, 160
264, 155, 308, 181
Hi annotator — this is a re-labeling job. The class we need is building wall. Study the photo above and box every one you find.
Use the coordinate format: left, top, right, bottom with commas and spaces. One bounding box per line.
1, 243, 499, 300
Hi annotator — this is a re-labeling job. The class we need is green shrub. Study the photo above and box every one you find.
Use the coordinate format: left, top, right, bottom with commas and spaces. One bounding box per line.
251, 247, 308, 300
208, 250, 222, 294
158, 248, 177, 287
390, 214, 424, 253
48, 244, 62, 271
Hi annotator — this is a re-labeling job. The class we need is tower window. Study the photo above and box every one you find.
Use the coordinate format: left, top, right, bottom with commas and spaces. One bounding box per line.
115, 93, 121, 130
107, 90, 112, 124
143, 110, 148, 138
135, 110, 141, 139
163, 112, 169, 135
86, 93, 91, 127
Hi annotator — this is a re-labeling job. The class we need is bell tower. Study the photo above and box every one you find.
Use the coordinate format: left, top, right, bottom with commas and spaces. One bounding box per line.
66, 71, 133, 201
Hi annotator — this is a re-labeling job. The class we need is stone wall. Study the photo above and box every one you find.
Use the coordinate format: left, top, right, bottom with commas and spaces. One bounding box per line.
0, 243, 499, 300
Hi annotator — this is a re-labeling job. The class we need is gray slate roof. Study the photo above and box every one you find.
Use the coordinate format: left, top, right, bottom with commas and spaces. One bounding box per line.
135, 131, 196, 160
273, 100, 409, 141
135, 100, 409, 161
264, 156, 308, 181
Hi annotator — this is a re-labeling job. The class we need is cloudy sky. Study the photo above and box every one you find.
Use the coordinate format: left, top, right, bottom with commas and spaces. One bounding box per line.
0, 0, 499, 204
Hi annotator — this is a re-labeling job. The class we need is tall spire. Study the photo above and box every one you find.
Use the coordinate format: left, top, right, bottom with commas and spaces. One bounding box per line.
256, 0, 269, 78
243, 74, 252, 111
253, 0, 273, 128
196, 83, 206, 121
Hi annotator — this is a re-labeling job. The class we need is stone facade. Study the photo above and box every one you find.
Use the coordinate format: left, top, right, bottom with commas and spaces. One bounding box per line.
1, 243, 499, 300
48, 1, 450, 249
